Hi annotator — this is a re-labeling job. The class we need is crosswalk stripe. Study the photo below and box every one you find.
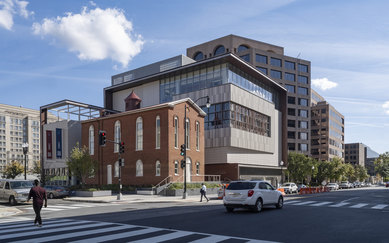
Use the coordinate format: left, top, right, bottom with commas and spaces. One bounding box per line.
189, 235, 233, 243
309, 202, 332, 207
69, 227, 161, 243
69, 204, 94, 207
0, 217, 32, 224
291, 201, 316, 205
350, 203, 368, 208
0, 219, 72, 230
283, 200, 300, 205
10, 225, 134, 243
0, 221, 110, 240
45, 205, 81, 209
329, 202, 350, 208
371, 204, 388, 209
0, 220, 96, 234
129, 231, 193, 243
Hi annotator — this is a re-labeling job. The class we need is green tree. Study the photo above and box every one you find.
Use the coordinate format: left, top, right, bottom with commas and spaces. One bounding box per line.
30, 161, 41, 176
329, 157, 345, 182
287, 152, 316, 184
317, 160, 331, 184
343, 163, 355, 181
354, 164, 368, 182
3, 161, 24, 179
374, 152, 389, 181
66, 143, 98, 188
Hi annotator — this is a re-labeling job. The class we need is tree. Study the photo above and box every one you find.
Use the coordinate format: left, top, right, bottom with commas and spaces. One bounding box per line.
3, 161, 24, 179
30, 161, 41, 176
66, 143, 98, 188
343, 163, 355, 181
354, 164, 368, 182
287, 152, 316, 184
374, 152, 389, 181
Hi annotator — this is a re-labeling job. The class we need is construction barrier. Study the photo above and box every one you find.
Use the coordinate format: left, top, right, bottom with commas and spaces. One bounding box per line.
299, 186, 330, 195
277, 188, 286, 196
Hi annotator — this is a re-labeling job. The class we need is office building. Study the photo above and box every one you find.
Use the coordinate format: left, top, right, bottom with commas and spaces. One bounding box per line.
311, 90, 344, 161
345, 143, 366, 166
105, 53, 287, 185
365, 145, 379, 176
186, 34, 311, 155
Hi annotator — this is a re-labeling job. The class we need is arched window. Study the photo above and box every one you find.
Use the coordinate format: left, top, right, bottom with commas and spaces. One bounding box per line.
136, 160, 143, 177
114, 120, 121, 153
156, 116, 160, 149
156, 160, 161, 176
196, 162, 200, 175
89, 125, 94, 155
174, 116, 178, 148
193, 52, 204, 61
195, 121, 200, 151
136, 117, 143, 151
214, 45, 225, 56
237, 45, 249, 52
174, 161, 179, 175
185, 118, 190, 149
114, 161, 119, 177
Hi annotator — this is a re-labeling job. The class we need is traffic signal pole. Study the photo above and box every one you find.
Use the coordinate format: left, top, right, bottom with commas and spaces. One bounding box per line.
183, 104, 188, 199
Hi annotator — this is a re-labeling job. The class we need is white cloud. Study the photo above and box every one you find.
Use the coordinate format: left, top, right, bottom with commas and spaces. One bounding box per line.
32, 7, 144, 67
383, 101, 389, 115
312, 78, 338, 91
0, 0, 33, 30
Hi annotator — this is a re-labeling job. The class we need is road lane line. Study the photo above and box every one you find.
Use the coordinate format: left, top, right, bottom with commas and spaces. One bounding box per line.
350, 203, 368, 209
309, 202, 332, 207
329, 202, 350, 208
291, 201, 316, 205
371, 204, 388, 210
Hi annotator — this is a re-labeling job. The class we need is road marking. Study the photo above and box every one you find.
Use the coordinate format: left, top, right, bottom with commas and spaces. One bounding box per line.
371, 204, 388, 210
329, 202, 350, 208
309, 201, 332, 207
291, 201, 316, 205
0, 217, 33, 224
283, 200, 301, 205
129, 231, 193, 243
349, 203, 368, 209
341, 197, 360, 203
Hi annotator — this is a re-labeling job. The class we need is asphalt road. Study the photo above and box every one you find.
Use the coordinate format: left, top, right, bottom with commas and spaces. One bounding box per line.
4, 187, 389, 243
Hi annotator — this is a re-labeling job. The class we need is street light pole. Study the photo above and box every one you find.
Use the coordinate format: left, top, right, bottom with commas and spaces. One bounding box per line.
22, 143, 28, 180
280, 161, 284, 185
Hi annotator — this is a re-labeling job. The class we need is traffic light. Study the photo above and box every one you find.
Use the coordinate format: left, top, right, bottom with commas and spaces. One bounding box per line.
119, 158, 125, 167
99, 130, 106, 146
180, 144, 186, 157
119, 142, 125, 154
181, 159, 186, 168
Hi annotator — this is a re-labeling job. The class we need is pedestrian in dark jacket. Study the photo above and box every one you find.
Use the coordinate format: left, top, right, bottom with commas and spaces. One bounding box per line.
27, 179, 47, 227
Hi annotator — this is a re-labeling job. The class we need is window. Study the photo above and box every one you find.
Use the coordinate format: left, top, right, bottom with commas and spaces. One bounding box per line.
196, 121, 200, 151
114, 161, 119, 177
299, 143, 308, 151
288, 143, 296, 150
89, 125, 94, 155
193, 52, 204, 61
114, 121, 121, 153
299, 109, 308, 118
288, 120, 296, 128
174, 116, 178, 148
136, 160, 143, 177
298, 64, 308, 73
136, 117, 143, 151
156, 161, 161, 176
256, 67, 267, 75
214, 45, 225, 56
299, 132, 308, 140
288, 96, 296, 104
271, 57, 282, 67
237, 45, 249, 52
156, 116, 160, 149
299, 98, 308, 106
196, 162, 200, 175
288, 108, 296, 116
240, 54, 250, 62
185, 118, 190, 149
256, 54, 267, 64
270, 70, 282, 79
299, 121, 308, 129
285, 84, 295, 93
285, 73, 295, 82
298, 75, 308, 84
174, 161, 179, 175
288, 131, 295, 139
298, 87, 308, 95
285, 61, 295, 70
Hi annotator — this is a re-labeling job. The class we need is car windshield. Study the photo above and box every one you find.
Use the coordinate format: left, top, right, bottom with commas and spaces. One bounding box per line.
328, 183, 336, 185
282, 183, 291, 186
227, 182, 256, 190
10, 181, 33, 189
341, 181, 348, 184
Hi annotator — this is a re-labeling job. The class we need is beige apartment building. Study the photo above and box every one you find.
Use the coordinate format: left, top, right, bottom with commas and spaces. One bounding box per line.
311, 90, 344, 161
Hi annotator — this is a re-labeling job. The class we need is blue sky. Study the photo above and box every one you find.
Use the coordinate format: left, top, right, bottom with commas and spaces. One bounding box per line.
0, 0, 388, 154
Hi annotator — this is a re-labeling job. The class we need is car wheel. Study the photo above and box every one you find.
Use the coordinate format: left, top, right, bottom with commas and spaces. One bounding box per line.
276, 196, 283, 209
9, 196, 17, 206
49, 193, 54, 199
253, 198, 263, 213
226, 207, 234, 213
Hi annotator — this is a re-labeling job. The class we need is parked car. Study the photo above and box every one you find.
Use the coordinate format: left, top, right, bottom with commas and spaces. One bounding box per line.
297, 184, 307, 192
44, 186, 69, 199
279, 182, 298, 194
223, 180, 283, 213
0, 179, 33, 205
353, 182, 361, 188
327, 183, 339, 191
339, 181, 351, 189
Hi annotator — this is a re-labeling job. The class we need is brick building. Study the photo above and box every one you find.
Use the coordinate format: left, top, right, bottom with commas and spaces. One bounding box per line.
82, 98, 206, 186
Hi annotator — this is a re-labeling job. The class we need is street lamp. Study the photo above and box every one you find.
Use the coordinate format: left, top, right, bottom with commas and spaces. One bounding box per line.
183, 96, 211, 199
280, 161, 284, 185
22, 143, 28, 180
311, 166, 315, 185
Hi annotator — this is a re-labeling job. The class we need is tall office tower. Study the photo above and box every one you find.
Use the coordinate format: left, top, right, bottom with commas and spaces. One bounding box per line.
187, 35, 311, 155
364, 145, 379, 176
311, 90, 344, 161
0, 104, 56, 173
345, 143, 366, 166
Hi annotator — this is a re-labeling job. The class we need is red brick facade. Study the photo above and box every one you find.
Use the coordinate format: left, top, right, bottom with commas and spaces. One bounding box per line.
81, 100, 205, 186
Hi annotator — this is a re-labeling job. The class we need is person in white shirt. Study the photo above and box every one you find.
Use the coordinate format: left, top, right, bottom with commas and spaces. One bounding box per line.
200, 183, 209, 202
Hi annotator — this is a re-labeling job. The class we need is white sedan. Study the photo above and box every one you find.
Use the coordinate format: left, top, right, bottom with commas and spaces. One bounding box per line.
223, 180, 283, 213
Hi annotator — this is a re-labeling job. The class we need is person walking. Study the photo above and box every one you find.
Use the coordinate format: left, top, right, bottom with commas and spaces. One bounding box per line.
27, 179, 47, 227
200, 183, 209, 202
